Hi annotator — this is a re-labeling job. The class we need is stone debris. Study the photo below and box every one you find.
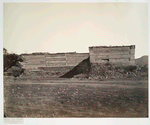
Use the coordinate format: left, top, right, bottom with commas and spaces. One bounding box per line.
19, 59, 147, 81
73, 63, 148, 80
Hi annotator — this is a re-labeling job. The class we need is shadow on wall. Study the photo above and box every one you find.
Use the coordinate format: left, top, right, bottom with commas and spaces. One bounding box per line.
60, 57, 91, 78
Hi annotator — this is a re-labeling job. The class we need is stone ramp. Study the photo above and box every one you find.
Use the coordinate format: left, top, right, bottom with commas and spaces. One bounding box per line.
60, 57, 90, 78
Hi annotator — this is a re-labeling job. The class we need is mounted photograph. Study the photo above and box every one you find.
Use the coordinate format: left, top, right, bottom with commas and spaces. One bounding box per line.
3, 2, 148, 117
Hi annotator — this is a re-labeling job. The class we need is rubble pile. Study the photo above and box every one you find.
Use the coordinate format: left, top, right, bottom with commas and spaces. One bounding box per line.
88, 63, 148, 80
19, 62, 148, 80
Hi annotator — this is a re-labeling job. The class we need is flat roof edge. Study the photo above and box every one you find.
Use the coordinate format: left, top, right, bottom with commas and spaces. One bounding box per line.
89, 45, 135, 48
20, 52, 89, 56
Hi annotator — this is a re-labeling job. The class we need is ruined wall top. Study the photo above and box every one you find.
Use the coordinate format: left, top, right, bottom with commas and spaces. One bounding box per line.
21, 52, 89, 56
89, 45, 135, 49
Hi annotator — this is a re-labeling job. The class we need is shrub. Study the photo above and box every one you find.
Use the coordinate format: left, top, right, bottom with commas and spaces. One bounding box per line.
124, 66, 137, 73
11, 66, 24, 78
141, 65, 148, 72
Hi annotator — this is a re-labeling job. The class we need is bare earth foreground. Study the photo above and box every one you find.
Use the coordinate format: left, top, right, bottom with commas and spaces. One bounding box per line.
4, 77, 148, 117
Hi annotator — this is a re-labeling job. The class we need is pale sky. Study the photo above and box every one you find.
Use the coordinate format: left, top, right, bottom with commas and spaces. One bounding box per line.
3, 3, 148, 58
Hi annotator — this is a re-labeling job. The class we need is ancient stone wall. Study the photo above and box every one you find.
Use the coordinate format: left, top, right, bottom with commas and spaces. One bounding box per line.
89, 45, 135, 66
21, 55, 46, 71
21, 52, 89, 71
20, 45, 135, 77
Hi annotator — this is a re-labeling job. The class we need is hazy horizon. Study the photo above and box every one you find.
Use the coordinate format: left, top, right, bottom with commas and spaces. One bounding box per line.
3, 3, 148, 58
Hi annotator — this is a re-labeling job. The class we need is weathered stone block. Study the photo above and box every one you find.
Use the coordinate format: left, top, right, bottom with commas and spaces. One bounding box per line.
89, 45, 135, 65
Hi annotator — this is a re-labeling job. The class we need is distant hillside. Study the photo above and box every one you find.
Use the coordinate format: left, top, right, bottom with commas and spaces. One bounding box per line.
135, 55, 148, 66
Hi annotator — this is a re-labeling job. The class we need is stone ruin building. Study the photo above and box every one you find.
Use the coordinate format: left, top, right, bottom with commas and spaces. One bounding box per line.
21, 52, 89, 76
20, 45, 135, 77
89, 45, 135, 66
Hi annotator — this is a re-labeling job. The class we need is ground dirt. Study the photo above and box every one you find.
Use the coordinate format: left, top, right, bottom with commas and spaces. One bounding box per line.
4, 76, 148, 117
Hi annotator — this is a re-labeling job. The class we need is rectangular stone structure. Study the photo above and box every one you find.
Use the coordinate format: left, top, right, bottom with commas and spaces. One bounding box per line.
89, 45, 135, 66
20, 45, 135, 72
21, 52, 89, 71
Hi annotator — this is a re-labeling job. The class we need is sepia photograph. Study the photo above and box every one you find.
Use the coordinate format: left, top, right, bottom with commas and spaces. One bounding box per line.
3, 1, 148, 120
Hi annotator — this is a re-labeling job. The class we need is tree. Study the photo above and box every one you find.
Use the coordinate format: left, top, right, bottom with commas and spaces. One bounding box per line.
3, 48, 24, 78
3, 48, 7, 55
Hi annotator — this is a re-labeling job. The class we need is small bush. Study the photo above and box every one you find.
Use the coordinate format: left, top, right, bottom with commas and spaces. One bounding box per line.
11, 66, 24, 78
141, 65, 148, 72
124, 66, 137, 73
